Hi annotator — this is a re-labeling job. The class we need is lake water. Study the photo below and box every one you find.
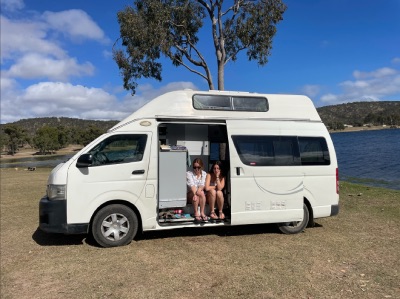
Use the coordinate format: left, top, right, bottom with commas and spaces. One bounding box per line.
1, 129, 399, 190
331, 128, 400, 190
0, 154, 74, 169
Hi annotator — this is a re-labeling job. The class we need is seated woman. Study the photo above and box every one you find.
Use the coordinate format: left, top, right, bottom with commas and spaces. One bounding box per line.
186, 158, 207, 222
205, 161, 225, 220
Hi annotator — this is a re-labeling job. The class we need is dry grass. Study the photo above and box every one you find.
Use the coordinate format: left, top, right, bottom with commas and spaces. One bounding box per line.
1, 168, 399, 299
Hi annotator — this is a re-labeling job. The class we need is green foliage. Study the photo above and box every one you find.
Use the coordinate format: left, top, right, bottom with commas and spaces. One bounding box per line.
57, 125, 70, 148
0, 118, 117, 151
327, 122, 345, 130
78, 125, 104, 146
33, 126, 60, 154
2, 124, 29, 155
0, 131, 10, 154
364, 112, 400, 126
317, 101, 400, 127
114, 0, 286, 94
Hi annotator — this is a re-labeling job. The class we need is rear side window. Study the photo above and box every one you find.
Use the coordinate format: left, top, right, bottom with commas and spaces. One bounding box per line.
232, 136, 300, 166
298, 137, 330, 165
193, 94, 268, 112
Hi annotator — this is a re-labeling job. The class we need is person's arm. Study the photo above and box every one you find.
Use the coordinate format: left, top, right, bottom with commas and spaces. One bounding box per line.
196, 171, 207, 195
205, 173, 212, 191
187, 172, 198, 201
187, 172, 196, 192
216, 176, 225, 191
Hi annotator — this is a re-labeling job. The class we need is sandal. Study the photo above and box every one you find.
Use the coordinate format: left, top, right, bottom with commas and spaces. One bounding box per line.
194, 214, 202, 222
210, 211, 219, 220
201, 215, 209, 222
219, 211, 225, 220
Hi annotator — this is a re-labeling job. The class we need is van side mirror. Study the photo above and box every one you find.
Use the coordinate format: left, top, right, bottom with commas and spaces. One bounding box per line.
76, 153, 93, 168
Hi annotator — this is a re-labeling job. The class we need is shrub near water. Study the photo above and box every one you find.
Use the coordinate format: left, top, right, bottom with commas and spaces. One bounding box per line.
1, 168, 399, 299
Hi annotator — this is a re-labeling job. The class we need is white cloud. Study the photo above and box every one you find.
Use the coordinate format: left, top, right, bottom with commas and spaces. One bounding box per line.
353, 67, 397, 79
301, 84, 321, 97
0, 0, 24, 12
0, 81, 198, 124
118, 81, 199, 114
0, 15, 66, 62
319, 63, 400, 105
6, 53, 94, 81
42, 10, 110, 44
392, 57, 400, 64
0, 3, 199, 124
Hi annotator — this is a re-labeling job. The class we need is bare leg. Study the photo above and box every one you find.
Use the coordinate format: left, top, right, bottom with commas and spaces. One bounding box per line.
188, 191, 200, 218
216, 190, 225, 219
207, 190, 219, 219
199, 191, 206, 219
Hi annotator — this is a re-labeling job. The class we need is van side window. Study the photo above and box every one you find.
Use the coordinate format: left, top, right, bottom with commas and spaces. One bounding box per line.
232, 136, 300, 166
298, 137, 330, 165
89, 134, 148, 166
193, 94, 268, 112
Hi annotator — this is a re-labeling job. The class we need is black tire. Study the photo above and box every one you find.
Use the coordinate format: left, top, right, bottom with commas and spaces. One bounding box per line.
92, 204, 138, 248
278, 203, 309, 234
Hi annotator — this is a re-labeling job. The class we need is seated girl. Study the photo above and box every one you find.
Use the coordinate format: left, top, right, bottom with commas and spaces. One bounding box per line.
205, 161, 225, 220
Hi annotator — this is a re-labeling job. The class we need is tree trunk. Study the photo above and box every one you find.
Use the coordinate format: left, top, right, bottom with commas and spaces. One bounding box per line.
217, 61, 224, 90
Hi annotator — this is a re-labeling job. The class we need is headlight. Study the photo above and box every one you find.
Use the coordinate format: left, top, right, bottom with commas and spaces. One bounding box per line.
47, 185, 66, 200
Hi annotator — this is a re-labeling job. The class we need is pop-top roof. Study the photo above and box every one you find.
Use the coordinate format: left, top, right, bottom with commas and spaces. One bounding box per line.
111, 90, 321, 130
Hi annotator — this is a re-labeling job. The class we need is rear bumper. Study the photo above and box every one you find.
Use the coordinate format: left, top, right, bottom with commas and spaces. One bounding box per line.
330, 204, 339, 216
39, 196, 88, 234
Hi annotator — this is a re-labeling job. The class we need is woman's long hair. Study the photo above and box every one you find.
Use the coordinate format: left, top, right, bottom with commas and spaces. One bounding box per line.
210, 161, 224, 178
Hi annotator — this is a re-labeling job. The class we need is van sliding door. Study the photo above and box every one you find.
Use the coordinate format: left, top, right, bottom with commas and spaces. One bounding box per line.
226, 120, 304, 225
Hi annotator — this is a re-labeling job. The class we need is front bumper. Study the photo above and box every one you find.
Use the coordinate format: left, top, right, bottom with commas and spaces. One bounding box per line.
39, 196, 88, 234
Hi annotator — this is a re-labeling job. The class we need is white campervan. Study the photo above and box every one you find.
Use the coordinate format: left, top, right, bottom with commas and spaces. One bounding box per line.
39, 90, 339, 247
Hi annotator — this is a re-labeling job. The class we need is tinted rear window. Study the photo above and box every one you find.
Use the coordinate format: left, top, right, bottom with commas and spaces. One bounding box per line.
299, 137, 330, 165
232, 135, 330, 166
232, 136, 300, 166
193, 94, 268, 112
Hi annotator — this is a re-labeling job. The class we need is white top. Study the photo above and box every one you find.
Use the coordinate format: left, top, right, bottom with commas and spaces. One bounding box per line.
186, 170, 207, 191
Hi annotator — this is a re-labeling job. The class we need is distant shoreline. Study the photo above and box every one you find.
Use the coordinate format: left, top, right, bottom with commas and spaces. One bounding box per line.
0, 145, 81, 161
329, 125, 396, 134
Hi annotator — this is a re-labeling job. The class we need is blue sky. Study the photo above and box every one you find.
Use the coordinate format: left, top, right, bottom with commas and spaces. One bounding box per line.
1, 0, 399, 124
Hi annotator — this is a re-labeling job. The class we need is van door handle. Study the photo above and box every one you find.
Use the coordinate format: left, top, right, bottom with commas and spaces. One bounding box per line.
236, 167, 240, 176
132, 170, 145, 175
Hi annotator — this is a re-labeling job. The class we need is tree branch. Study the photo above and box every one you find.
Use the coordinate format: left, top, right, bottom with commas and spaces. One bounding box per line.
170, 54, 209, 81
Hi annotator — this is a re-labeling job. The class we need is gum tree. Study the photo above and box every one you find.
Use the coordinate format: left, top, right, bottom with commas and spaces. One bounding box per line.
3, 124, 28, 155
114, 0, 286, 94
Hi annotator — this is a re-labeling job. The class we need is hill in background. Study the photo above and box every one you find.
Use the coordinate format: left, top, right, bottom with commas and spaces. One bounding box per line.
317, 101, 400, 127
1, 117, 119, 136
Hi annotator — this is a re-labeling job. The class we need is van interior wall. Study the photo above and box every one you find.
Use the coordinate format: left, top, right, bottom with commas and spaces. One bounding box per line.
161, 123, 229, 171
158, 122, 231, 219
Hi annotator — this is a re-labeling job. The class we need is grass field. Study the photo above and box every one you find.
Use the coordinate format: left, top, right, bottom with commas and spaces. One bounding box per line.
1, 168, 399, 299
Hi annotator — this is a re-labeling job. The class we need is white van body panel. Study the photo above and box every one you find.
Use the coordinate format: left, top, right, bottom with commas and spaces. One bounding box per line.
226, 119, 305, 225
110, 90, 322, 132
40, 89, 339, 244
66, 131, 155, 224
47, 162, 68, 185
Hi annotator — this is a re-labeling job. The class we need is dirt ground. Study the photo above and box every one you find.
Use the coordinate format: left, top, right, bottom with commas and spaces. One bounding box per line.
1, 168, 399, 299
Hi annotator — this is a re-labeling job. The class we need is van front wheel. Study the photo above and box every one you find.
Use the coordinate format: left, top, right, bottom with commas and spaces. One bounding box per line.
92, 204, 138, 248
278, 203, 309, 234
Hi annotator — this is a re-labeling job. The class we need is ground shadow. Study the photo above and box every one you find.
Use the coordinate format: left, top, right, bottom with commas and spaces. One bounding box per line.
137, 222, 281, 241
32, 227, 90, 246
33, 222, 323, 246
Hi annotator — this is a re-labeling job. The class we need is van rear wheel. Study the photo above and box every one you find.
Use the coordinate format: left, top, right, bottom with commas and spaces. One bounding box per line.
92, 204, 138, 248
278, 203, 309, 234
